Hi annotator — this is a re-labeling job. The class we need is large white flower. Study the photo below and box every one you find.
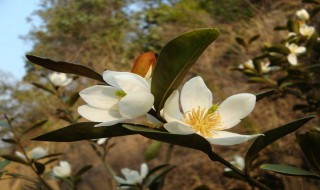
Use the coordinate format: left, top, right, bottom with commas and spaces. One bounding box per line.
53, 161, 71, 178
48, 72, 72, 86
78, 71, 154, 126
114, 163, 148, 186
299, 24, 315, 38
286, 43, 306, 66
296, 9, 309, 22
163, 76, 262, 145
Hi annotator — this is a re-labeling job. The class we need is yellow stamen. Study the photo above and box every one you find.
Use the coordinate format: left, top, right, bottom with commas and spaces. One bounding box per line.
114, 90, 127, 100
183, 106, 222, 138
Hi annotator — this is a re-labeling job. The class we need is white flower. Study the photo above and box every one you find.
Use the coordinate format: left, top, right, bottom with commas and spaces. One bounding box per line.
163, 76, 262, 145
53, 161, 71, 178
78, 71, 154, 127
48, 72, 72, 86
261, 61, 271, 74
296, 9, 309, 22
29, 147, 48, 159
286, 43, 306, 65
224, 155, 245, 172
288, 32, 297, 38
239, 60, 254, 70
97, 138, 108, 145
15, 151, 26, 160
114, 163, 148, 186
299, 24, 315, 38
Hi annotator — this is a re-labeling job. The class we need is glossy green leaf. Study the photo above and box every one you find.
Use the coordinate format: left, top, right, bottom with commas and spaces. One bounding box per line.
255, 90, 275, 101
22, 120, 48, 135
32, 122, 137, 142
151, 28, 220, 115
260, 164, 320, 179
123, 125, 215, 160
245, 116, 315, 173
267, 45, 290, 55
296, 131, 320, 172
235, 37, 247, 48
145, 140, 162, 161
34, 162, 45, 175
31, 82, 55, 94
26, 55, 105, 83
1, 155, 28, 165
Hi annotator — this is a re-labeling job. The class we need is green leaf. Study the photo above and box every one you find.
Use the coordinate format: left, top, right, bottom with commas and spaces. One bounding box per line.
32, 122, 137, 142
260, 164, 320, 179
151, 28, 220, 115
1, 155, 28, 165
255, 90, 275, 101
235, 37, 247, 48
306, 31, 319, 51
0, 159, 10, 171
145, 140, 162, 161
274, 26, 287, 31
245, 116, 315, 173
296, 131, 320, 172
22, 120, 48, 135
75, 165, 92, 177
287, 19, 299, 33
66, 92, 80, 107
34, 162, 45, 175
123, 125, 214, 159
1, 138, 17, 144
31, 82, 55, 94
249, 34, 260, 44
26, 55, 105, 83
267, 45, 290, 54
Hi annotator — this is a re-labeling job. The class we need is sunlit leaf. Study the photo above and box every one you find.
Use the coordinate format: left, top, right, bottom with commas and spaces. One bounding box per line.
152, 28, 220, 115
260, 164, 320, 179
245, 116, 315, 173
145, 140, 162, 161
26, 55, 105, 83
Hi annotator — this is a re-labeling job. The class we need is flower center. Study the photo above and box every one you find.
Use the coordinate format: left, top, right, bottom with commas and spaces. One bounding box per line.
182, 105, 222, 138
114, 90, 127, 100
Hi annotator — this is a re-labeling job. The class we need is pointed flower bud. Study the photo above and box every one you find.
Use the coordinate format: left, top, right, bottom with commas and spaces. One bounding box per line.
131, 52, 156, 79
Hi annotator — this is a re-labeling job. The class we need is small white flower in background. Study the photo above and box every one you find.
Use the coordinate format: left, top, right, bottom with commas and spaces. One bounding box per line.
238, 60, 254, 70
53, 161, 71, 178
261, 61, 272, 74
286, 43, 306, 66
299, 24, 315, 38
97, 138, 108, 145
78, 71, 154, 127
296, 9, 309, 22
163, 76, 262, 145
224, 155, 245, 172
15, 151, 26, 160
114, 163, 148, 186
48, 72, 72, 87
30, 146, 48, 159
288, 32, 297, 38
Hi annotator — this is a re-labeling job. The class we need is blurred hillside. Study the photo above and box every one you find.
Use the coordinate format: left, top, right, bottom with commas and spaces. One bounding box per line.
1, 0, 319, 189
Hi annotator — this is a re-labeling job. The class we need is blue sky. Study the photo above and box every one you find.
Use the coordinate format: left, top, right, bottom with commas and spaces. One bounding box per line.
0, 0, 41, 80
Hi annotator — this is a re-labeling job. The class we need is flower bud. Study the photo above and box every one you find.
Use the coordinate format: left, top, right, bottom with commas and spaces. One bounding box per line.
131, 52, 156, 79
296, 9, 309, 21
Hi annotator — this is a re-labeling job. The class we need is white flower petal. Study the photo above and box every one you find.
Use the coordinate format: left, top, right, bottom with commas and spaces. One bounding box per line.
30, 147, 48, 159
217, 93, 256, 129
94, 119, 126, 127
97, 138, 108, 145
164, 121, 194, 135
163, 90, 183, 122
118, 91, 154, 119
60, 78, 72, 86
121, 169, 141, 184
180, 76, 212, 112
79, 85, 119, 109
146, 114, 163, 127
114, 176, 127, 184
288, 53, 298, 65
78, 105, 124, 123
103, 70, 130, 87
114, 73, 150, 93
234, 155, 245, 169
53, 161, 71, 178
295, 47, 306, 54
140, 163, 148, 179
207, 131, 262, 145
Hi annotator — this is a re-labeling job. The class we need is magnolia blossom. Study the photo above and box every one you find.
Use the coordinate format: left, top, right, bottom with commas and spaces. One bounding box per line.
296, 9, 309, 22
53, 161, 71, 178
15, 146, 48, 160
286, 43, 306, 65
48, 72, 72, 86
261, 61, 272, 74
78, 71, 154, 127
238, 60, 254, 70
163, 76, 262, 145
224, 155, 245, 172
299, 24, 315, 38
114, 163, 148, 186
